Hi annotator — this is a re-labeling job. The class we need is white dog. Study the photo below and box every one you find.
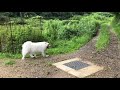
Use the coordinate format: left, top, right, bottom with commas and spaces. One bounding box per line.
22, 41, 50, 60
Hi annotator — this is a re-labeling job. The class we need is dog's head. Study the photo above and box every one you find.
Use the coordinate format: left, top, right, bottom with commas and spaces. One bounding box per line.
45, 42, 51, 48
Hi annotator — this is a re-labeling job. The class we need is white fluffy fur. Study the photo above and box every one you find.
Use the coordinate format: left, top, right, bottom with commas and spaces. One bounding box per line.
22, 41, 49, 60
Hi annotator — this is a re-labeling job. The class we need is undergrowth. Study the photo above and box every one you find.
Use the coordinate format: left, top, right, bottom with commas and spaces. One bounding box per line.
95, 23, 110, 51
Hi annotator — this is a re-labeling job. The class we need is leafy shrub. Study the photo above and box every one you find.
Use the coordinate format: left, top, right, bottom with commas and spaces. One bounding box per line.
47, 34, 92, 55
43, 20, 63, 44
0, 12, 113, 55
0, 24, 46, 53
15, 18, 27, 25
69, 15, 82, 20
111, 16, 120, 39
0, 16, 9, 25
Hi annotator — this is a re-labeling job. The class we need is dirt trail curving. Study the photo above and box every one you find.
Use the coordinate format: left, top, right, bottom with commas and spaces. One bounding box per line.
0, 29, 120, 78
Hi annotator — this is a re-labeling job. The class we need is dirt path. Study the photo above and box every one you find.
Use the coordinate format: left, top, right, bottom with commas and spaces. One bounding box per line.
0, 28, 120, 78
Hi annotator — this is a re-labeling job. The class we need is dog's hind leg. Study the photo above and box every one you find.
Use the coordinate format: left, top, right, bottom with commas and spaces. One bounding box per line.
22, 50, 27, 60
34, 54, 36, 58
30, 54, 35, 58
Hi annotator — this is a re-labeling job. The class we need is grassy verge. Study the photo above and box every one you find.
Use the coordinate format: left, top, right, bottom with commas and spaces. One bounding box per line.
0, 34, 92, 59
47, 34, 92, 55
95, 23, 110, 51
0, 13, 113, 59
111, 17, 120, 39
0, 53, 22, 59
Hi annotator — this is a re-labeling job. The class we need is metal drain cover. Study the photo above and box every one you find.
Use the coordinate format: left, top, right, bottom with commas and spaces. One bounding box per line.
53, 58, 104, 78
64, 61, 90, 70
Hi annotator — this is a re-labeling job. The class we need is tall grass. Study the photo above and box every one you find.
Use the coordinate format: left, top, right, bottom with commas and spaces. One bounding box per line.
95, 23, 110, 51
111, 16, 120, 39
0, 12, 113, 59
0, 24, 46, 53
0, 53, 21, 59
47, 34, 92, 55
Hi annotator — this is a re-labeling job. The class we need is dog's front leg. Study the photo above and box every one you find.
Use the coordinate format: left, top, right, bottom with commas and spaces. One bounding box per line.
42, 51, 49, 57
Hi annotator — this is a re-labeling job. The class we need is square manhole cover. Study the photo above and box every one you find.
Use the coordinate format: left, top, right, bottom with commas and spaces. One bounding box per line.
53, 58, 104, 78
64, 61, 90, 70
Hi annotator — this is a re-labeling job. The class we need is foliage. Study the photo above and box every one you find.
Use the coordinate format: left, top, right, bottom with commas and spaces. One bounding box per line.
0, 12, 114, 58
0, 53, 21, 59
0, 24, 46, 53
0, 12, 92, 19
47, 34, 92, 55
111, 16, 120, 39
95, 23, 110, 51
43, 19, 63, 43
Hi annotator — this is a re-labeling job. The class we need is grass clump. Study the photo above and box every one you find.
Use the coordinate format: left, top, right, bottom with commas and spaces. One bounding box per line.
4, 59, 16, 65
95, 23, 110, 51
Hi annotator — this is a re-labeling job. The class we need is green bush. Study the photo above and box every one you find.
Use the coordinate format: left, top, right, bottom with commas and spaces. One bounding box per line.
47, 34, 92, 55
58, 16, 100, 40
43, 19, 63, 44
111, 16, 120, 39
0, 12, 113, 56
58, 26, 79, 40
0, 24, 46, 53
69, 15, 82, 20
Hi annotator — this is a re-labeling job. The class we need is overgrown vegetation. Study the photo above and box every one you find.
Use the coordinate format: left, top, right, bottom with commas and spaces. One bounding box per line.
0, 53, 21, 59
47, 34, 92, 55
95, 23, 110, 51
0, 12, 114, 59
111, 15, 120, 39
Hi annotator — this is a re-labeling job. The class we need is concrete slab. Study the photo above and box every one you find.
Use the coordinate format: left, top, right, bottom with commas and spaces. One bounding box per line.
53, 58, 104, 78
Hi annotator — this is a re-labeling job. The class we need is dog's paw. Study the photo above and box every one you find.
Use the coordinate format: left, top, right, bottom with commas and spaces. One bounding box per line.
45, 55, 49, 57
21, 58, 25, 61
22, 57, 25, 60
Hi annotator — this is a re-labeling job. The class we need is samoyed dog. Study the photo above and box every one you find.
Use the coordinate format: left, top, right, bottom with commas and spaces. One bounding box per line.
22, 41, 50, 60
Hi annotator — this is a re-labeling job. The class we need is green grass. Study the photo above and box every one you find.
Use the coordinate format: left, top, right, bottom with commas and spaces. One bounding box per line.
0, 53, 22, 59
0, 33, 90, 59
0, 13, 114, 59
95, 24, 110, 51
0, 34, 92, 59
4, 59, 16, 65
113, 26, 120, 39
111, 17, 120, 39
47, 34, 92, 55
